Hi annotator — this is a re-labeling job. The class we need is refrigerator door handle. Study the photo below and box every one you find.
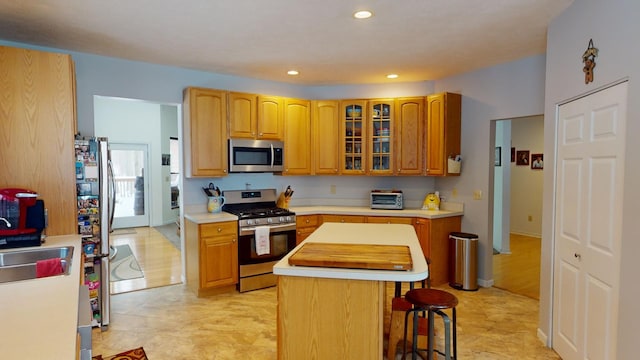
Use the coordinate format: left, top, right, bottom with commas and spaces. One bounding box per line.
107, 159, 116, 232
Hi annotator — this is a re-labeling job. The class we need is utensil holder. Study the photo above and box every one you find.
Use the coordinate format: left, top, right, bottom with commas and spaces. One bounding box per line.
207, 196, 225, 213
448, 158, 461, 174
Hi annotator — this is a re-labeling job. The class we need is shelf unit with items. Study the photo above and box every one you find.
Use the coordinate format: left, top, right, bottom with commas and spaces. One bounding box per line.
369, 100, 394, 175
340, 100, 367, 174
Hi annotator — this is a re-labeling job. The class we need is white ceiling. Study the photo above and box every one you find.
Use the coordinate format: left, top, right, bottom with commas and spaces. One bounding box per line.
0, 0, 573, 85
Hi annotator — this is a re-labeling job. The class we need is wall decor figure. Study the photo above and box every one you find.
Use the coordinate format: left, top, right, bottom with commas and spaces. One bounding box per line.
582, 38, 598, 84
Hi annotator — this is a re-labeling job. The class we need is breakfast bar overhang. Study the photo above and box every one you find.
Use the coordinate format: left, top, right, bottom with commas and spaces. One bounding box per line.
274, 222, 429, 360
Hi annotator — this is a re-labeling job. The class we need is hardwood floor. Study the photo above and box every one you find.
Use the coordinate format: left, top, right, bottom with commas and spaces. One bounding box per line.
492, 233, 541, 299
109, 226, 182, 294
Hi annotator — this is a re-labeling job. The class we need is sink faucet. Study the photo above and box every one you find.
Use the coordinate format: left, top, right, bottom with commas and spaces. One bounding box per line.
0, 217, 11, 228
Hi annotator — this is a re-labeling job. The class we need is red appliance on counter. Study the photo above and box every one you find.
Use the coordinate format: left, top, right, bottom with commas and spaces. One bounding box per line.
0, 188, 46, 249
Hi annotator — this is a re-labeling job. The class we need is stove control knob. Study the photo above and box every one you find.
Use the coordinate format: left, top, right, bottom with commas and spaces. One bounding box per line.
279, 216, 285, 223
267, 218, 273, 224
247, 219, 254, 226
254, 219, 261, 225
286, 216, 292, 222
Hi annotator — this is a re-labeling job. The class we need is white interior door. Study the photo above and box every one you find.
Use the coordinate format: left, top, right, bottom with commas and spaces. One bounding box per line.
110, 143, 150, 229
552, 82, 627, 360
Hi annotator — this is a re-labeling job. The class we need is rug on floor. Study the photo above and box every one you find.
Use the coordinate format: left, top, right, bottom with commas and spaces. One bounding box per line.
110, 244, 144, 281
153, 222, 180, 250
92, 346, 148, 360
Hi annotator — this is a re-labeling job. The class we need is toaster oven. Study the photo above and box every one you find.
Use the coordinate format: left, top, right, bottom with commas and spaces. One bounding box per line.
370, 190, 403, 210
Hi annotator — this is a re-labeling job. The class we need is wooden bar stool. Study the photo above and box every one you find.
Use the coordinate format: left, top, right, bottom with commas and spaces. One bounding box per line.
402, 288, 458, 360
387, 259, 431, 360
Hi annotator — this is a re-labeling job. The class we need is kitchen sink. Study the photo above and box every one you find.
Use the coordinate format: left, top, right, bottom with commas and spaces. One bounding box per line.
0, 246, 74, 283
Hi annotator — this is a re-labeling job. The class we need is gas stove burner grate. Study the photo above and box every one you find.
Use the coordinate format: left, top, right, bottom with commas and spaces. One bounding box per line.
228, 207, 295, 219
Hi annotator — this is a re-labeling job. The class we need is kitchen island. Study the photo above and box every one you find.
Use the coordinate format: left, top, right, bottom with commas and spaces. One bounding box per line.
274, 222, 427, 360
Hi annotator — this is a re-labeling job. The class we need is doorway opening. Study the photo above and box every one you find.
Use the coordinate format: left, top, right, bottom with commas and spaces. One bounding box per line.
94, 95, 182, 294
491, 115, 544, 300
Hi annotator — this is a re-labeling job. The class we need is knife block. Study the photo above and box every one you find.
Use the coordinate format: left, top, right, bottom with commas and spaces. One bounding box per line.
276, 193, 290, 209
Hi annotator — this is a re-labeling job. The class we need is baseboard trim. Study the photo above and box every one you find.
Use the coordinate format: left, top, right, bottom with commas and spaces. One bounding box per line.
478, 278, 494, 287
537, 328, 549, 347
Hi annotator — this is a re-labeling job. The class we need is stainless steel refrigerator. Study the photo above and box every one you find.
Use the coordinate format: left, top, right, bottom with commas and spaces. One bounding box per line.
75, 137, 115, 329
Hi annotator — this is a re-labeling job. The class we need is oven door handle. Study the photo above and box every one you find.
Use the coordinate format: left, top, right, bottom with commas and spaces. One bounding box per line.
240, 223, 296, 236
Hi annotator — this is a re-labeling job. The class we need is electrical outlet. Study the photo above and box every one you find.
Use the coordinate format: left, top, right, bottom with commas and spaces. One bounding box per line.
330, 185, 336, 194
452, 188, 458, 198
473, 190, 483, 200
528, 215, 533, 222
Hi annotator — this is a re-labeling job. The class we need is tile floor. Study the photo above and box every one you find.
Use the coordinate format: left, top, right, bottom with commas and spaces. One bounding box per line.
93, 282, 561, 359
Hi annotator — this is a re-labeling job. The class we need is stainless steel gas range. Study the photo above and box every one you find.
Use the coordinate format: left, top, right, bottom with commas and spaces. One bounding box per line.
222, 189, 296, 292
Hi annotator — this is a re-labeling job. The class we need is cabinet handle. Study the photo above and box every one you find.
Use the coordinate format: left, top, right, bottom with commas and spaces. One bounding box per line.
340, 219, 345, 223
305, 219, 310, 224
259, 133, 263, 136
233, 238, 236, 243
217, 227, 223, 232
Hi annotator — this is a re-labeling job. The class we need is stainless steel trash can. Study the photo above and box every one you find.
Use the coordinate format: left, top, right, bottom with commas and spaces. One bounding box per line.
449, 232, 479, 291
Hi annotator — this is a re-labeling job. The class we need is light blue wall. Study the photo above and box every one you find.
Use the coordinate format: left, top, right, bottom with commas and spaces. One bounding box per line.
1, 38, 548, 287
542, 0, 640, 354
433, 54, 546, 285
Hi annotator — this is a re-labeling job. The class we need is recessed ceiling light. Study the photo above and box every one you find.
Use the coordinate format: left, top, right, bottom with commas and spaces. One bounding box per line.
287, 70, 299, 76
387, 74, 399, 79
353, 10, 373, 19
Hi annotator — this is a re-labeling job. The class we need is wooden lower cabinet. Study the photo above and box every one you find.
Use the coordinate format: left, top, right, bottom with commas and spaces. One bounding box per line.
322, 214, 366, 223
334, 214, 461, 286
366, 215, 461, 285
185, 220, 238, 296
278, 276, 384, 359
417, 216, 462, 286
366, 216, 413, 225
296, 215, 320, 245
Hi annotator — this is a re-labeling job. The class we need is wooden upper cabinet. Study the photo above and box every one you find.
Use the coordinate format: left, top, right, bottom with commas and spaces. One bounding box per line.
0, 46, 77, 236
183, 87, 228, 177
257, 95, 284, 140
426, 92, 461, 176
368, 100, 394, 175
228, 92, 257, 138
283, 98, 312, 175
395, 97, 424, 175
312, 100, 340, 175
339, 100, 367, 175
228, 93, 284, 140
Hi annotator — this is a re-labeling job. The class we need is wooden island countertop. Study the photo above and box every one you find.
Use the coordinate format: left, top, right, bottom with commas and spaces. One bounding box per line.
274, 222, 427, 360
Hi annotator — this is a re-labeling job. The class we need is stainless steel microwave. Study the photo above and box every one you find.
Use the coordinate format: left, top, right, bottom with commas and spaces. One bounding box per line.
370, 190, 403, 210
228, 139, 284, 173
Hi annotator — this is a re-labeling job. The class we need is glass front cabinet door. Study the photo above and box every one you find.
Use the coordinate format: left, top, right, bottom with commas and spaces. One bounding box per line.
369, 100, 394, 174
340, 101, 367, 174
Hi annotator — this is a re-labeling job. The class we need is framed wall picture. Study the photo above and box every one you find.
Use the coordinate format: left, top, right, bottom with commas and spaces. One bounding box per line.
516, 150, 530, 166
495, 147, 501, 166
531, 153, 544, 169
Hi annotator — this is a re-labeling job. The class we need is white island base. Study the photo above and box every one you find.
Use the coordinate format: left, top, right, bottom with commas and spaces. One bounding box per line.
274, 223, 428, 360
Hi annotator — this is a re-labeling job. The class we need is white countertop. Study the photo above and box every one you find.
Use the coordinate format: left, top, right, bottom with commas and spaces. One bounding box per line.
290, 204, 463, 219
274, 222, 428, 282
0, 234, 82, 359
184, 210, 238, 224
183, 203, 462, 225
